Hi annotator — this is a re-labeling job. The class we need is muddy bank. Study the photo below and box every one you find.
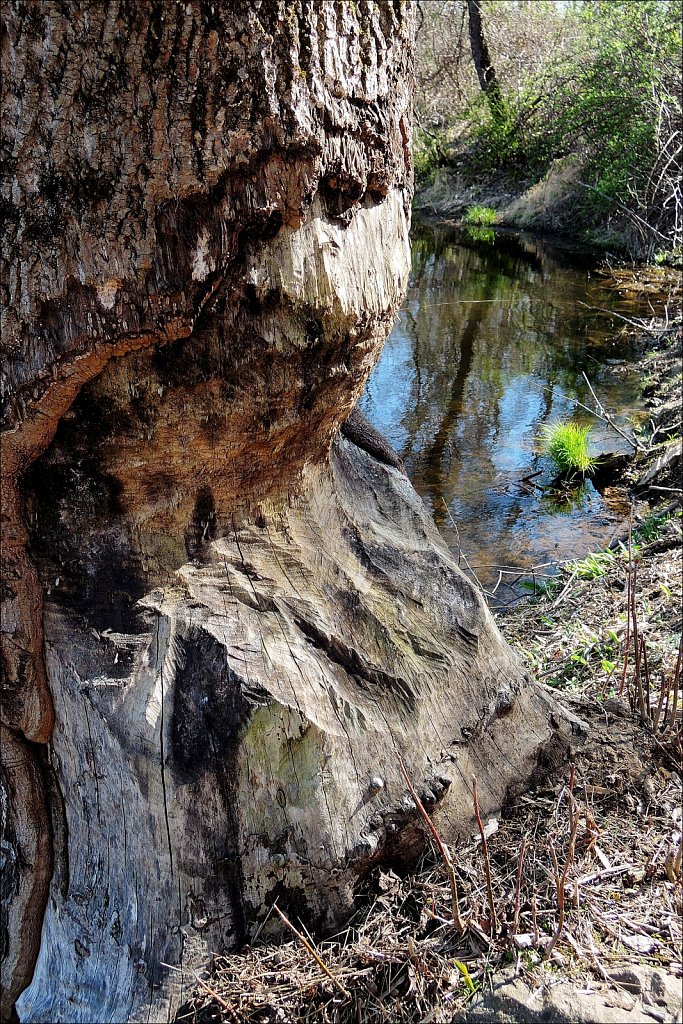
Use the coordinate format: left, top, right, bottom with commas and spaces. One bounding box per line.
597, 293, 680, 494
414, 159, 682, 261
414, 158, 586, 237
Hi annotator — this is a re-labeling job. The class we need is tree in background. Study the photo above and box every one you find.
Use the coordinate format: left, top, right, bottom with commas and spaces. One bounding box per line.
415, 0, 682, 259
414, 1, 578, 180
466, 0, 504, 121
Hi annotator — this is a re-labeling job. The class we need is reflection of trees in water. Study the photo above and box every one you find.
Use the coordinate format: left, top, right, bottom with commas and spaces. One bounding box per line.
365, 225, 643, 588
399, 230, 572, 518
410, 289, 484, 521
541, 482, 591, 515
399, 227, 630, 479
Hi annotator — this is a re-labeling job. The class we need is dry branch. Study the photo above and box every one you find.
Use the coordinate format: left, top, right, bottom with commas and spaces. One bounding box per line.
399, 756, 465, 932
272, 904, 350, 999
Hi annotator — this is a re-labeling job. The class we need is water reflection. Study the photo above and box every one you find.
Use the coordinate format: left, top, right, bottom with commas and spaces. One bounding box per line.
360, 223, 650, 604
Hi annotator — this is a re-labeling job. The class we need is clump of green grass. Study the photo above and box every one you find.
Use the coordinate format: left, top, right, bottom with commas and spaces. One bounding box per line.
540, 420, 597, 478
463, 205, 497, 226
566, 549, 616, 579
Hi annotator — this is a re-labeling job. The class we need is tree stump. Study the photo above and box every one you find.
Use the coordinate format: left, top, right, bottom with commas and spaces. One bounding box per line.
0, 4, 578, 1021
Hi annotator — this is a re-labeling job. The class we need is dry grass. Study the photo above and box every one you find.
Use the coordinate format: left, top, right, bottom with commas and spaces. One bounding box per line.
177, 694, 681, 1024
501, 515, 681, 725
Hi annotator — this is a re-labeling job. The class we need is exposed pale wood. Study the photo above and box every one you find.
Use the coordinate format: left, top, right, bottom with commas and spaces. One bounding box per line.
0, 4, 577, 1022
22, 438, 573, 1024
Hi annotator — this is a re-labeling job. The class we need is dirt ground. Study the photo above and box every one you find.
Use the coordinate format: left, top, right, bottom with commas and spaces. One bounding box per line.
178, 309, 681, 1024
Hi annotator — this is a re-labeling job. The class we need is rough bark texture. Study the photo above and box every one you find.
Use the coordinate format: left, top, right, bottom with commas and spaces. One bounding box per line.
466, 0, 504, 118
1, 3, 575, 1022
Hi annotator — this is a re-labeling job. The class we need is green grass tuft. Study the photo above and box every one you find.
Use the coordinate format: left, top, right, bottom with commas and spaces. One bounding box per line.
463, 205, 497, 226
565, 550, 616, 579
540, 420, 597, 478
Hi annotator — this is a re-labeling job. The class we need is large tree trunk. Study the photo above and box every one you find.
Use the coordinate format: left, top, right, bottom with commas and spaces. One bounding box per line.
1, 3, 576, 1022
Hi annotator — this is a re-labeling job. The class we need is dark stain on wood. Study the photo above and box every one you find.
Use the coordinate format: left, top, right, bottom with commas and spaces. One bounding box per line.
171, 628, 249, 944
185, 486, 218, 560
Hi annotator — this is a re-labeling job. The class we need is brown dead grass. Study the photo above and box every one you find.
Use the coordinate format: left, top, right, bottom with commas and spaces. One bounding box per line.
177, 316, 682, 1024
176, 697, 681, 1024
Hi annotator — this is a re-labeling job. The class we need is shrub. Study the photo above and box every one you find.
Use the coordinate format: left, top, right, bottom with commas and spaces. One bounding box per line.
540, 420, 597, 478
413, 127, 446, 187
416, 1, 682, 256
463, 205, 497, 226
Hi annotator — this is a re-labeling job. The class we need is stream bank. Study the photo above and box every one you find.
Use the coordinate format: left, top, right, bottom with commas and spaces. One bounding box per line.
414, 163, 683, 265
180, 313, 681, 1024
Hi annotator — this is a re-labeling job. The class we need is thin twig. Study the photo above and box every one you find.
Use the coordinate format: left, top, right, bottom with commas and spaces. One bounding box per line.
632, 559, 646, 720
525, 376, 644, 452
545, 769, 579, 959
666, 635, 682, 731
581, 371, 644, 451
642, 636, 652, 723
513, 836, 528, 938
399, 755, 465, 931
272, 904, 350, 998
191, 973, 239, 1020
652, 670, 668, 733
161, 964, 240, 1023
551, 569, 578, 609
577, 300, 669, 335
441, 499, 493, 598
472, 776, 497, 937
576, 180, 670, 240
618, 514, 633, 699
577, 864, 636, 885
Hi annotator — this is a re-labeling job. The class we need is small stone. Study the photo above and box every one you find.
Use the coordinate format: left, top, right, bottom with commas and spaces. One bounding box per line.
608, 968, 643, 994
622, 933, 657, 954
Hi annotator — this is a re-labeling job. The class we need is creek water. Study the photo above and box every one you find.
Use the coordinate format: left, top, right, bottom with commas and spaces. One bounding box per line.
360, 221, 654, 606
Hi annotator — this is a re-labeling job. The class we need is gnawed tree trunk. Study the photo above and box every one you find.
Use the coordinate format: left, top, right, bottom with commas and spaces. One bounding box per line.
1, 3, 578, 1022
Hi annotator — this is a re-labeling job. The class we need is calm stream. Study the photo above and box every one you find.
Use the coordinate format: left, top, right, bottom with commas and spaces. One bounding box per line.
360, 222, 651, 605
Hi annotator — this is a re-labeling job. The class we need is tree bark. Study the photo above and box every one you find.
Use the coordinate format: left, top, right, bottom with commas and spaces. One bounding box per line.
467, 0, 505, 119
1, 3, 577, 1022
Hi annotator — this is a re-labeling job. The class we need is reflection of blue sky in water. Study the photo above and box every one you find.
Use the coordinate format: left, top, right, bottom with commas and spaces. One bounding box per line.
362, 330, 413, 453
488, 378, 544, 473
359, 225, 650, 603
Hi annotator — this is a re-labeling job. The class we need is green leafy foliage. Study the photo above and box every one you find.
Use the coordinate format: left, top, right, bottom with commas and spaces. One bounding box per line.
542, 2, 680, 249
468, 96, 532, 175
518, 577, 561, 598
413, 127, 445, 187
416, 0, 683, 256
633, 508, 680, 545
565, 550, 616, 580
463, 205, 497, 226
540, 420, 597, 478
